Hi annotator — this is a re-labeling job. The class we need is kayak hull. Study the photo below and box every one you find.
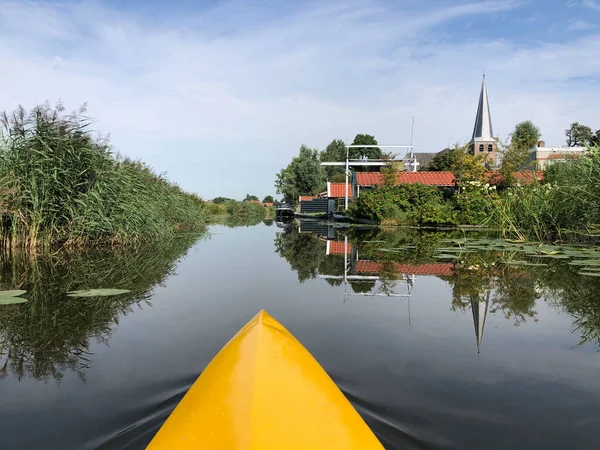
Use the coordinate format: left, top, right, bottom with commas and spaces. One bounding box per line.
147, 310, 384, 449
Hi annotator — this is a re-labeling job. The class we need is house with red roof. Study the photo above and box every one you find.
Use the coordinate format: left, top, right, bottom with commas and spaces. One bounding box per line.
327, 182, 353, 199
354, 260, 454, 276
326, 240, 352, 255
352, 170, 541, 197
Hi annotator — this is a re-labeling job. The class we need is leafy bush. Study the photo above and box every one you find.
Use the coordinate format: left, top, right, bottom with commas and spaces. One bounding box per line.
224, 200, 266, 219
207, 203, 227, 216
453, 180, 497, 225
349, 183, 457, 226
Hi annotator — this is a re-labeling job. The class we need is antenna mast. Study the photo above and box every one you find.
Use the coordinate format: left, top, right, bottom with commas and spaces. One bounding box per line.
410, 116, 415, 159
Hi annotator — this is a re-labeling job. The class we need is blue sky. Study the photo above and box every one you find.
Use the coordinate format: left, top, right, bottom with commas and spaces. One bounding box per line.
1, 0, 599, 199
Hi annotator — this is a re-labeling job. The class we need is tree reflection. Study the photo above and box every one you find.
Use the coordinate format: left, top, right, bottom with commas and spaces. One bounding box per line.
318, 255, 345, 287
274, 228, 326, 282
276, 222, 600, 349
0, 231, 206, 382
447, 253, 539, 326
540, 265, 600, 348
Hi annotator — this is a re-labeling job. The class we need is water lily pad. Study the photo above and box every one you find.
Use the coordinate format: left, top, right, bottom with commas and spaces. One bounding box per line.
568, 260, 600, 266
67, 289, 131, 297
434, 254, 460, 260
503, 260, 548, 267
0, 290, 27, 297
452, 239, 468, 244
576, 266, 600, 272
0, 296, 28, 305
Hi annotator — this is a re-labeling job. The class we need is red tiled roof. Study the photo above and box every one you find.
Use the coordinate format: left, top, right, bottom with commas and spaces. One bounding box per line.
355, 261, 454, 276
299, 196, 316, 202
329, 183, 353, 198
486, 171, 542, 184
356, 172, 456, 186
328, 241, 352, 255
356, 171, 542, 187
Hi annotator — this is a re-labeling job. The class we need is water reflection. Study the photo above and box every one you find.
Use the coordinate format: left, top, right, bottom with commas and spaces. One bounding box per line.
0, 232, 206, 382
276, 221, 600, 352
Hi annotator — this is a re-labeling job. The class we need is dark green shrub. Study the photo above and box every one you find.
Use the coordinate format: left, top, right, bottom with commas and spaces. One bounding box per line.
349, 183, 457, 226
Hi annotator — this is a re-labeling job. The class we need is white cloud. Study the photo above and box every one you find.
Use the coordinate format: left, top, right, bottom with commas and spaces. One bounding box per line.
567, 20, 593, 31
583, 0, 600, 11
0, 0, 599, 198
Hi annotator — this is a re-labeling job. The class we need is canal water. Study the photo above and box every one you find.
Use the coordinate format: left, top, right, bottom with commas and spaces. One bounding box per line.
0, 221, 599, 449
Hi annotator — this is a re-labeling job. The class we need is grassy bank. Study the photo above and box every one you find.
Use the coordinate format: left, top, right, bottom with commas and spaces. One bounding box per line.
206, 200, 272, 222
0, 103, 208, 249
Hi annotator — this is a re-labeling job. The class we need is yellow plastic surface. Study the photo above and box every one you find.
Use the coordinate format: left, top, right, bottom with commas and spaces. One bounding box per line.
147, 310, 384, 449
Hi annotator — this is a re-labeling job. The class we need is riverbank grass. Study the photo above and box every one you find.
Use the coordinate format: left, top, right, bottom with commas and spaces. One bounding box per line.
0, 102, 208, 249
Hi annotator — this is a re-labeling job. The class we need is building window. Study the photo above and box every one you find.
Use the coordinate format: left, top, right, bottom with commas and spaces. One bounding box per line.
488, 144, 493, 152
479, 144, 484, 152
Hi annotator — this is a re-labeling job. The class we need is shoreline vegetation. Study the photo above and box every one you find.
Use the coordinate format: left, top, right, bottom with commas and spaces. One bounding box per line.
0, 102, 272, 250
348, 144, 600, 243
276, 128, 600, 244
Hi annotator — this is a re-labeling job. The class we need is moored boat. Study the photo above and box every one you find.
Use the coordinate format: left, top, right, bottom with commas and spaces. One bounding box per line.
275, 201, 295, 220
147, 310, 384, 449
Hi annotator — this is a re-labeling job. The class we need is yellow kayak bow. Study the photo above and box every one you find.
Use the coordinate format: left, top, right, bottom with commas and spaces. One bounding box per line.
147, 310, 384, 449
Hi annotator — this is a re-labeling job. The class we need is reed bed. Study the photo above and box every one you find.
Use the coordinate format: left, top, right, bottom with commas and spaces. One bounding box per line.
0, 102, 208, 249
491, 146, 600, 242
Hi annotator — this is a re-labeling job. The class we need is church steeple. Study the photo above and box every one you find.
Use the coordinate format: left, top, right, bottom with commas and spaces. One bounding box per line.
469, 74, 498, 167
470, 293, 490, 354
471, 74, 494, 142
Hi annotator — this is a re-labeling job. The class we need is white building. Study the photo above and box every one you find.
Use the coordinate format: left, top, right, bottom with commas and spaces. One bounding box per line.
527, 141, 587, 169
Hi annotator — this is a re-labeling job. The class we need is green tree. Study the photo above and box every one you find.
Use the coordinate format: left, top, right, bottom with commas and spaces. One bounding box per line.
566, 122, 594, 147
498, 143, 529, 187
348, 183, 456, 225
428, 148, 456, 172
262, 195, 274, 203
320, 139, 346, 179
349, 134, 382, 172
591, 130, 600, 146
451, 143, 487, 188
244, 194, 259, 201
275, 145, 326, 206
212, 197, 235, 204
499, 121, 541, 186
380, 152, 402, 186
511, 120, 541, 152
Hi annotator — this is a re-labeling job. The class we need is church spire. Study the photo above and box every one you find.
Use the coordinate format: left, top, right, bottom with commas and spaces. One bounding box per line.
470, 292, 490, 354
471, 74, 494, 142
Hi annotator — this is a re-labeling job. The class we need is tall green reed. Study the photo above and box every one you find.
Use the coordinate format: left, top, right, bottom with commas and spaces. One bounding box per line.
0, 102, 208, 249
491, 146, 600, 242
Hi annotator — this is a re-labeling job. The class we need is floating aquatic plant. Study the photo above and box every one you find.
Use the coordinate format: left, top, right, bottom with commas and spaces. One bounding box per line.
434, 254, 460, 260
0, 290, 27, 305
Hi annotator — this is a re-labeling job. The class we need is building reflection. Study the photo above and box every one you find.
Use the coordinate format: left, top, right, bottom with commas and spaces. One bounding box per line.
295, 221, 492, 354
